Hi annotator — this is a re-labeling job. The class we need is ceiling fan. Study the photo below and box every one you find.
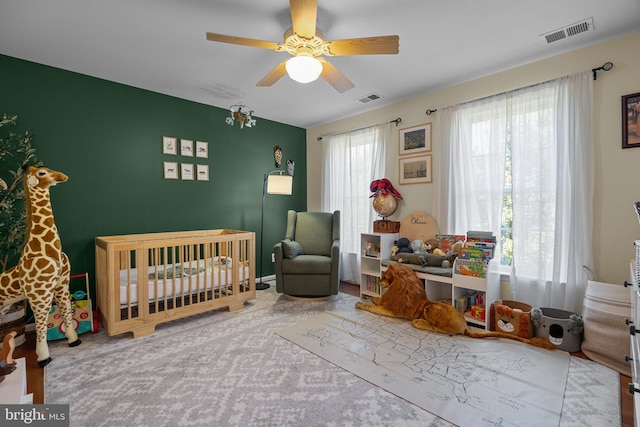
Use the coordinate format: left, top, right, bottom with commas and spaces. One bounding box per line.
205, 0, 399, 93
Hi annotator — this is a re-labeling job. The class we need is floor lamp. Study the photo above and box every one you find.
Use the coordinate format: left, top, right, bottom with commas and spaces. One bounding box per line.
257, 170, 293, 290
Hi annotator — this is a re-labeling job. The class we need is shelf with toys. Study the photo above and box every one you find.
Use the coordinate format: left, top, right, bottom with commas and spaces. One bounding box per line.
360, 232, 399, 298
451, 231, 501, 329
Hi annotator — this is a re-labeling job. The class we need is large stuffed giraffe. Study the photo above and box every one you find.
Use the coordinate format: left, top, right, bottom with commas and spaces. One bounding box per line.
0, 166, 80, 367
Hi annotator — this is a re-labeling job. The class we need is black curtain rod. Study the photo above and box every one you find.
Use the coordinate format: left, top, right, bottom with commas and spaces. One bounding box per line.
425, 62, 613, 115
316, 118, 402, 141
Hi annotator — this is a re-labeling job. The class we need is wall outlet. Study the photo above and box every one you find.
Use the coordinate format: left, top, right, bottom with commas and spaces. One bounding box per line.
272, 253, 275, 262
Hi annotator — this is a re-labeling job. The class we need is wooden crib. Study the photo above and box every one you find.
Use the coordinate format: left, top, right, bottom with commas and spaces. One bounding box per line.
95, 229, 255, 338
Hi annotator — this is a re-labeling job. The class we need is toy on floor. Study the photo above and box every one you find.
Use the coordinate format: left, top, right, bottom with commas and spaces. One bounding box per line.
0, 331, 17, 382
355, 264, 555, 349
0, 331, 17, 366
0, 166, 81, 367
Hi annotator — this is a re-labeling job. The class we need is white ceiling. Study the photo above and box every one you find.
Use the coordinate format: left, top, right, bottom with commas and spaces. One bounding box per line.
1, 0, 639, 128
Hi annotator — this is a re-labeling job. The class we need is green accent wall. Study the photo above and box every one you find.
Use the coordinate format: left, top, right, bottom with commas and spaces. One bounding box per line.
0, 54, 306, 298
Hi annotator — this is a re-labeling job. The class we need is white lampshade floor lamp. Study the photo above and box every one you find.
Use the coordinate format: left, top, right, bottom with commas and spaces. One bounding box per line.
257, 170, 293, 290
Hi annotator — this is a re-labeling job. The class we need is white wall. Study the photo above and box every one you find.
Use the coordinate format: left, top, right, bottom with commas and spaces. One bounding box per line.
307, 32, 640, 286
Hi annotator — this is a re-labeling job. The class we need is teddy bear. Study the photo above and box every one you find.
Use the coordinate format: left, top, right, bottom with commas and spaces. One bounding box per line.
394, 237, 413, 254
411, 239, 423, 253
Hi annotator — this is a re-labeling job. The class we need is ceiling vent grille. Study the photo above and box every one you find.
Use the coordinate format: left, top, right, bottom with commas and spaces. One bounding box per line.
357, 93, 382, 104
540, 18, 594, 44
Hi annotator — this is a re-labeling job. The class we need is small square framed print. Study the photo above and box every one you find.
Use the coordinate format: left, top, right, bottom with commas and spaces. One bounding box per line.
196, 141, 209, 158
163, 161, 178, 179
181, 163, 194, 180
162, 136, 177, 155
197, 164, 209, 181
180, 139, 194, 156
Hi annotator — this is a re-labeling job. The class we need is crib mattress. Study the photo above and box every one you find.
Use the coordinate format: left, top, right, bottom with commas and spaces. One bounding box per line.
118, 258, 249, 306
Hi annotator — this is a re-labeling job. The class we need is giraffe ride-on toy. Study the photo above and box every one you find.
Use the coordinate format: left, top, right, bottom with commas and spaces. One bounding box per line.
0, 166, 81, 367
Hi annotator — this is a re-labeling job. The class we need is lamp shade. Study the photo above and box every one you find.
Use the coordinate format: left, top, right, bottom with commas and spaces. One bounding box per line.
266, 174, 293, 195
285, 56, 322, 83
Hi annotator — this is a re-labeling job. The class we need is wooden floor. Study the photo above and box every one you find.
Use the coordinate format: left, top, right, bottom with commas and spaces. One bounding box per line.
11, 281, 634, 426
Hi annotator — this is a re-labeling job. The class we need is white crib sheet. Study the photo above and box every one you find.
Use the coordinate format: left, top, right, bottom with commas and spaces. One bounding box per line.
118, 258, 249, 306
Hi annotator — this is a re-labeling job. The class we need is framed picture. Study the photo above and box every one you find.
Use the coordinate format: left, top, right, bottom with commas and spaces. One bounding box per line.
399, 123, 431, 155
622, 92, 640, 149
181, 163, 194, 180
163, 161, 178, 179
196, 141, 209, 158
196, 164, 209, 181
399, 154, 432, 185
162, 136, 177, 155
180, 139, 194, 156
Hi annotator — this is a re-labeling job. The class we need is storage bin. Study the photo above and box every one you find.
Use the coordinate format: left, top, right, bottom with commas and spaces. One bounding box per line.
532, 307, 583, 352
489, 299, 534, 338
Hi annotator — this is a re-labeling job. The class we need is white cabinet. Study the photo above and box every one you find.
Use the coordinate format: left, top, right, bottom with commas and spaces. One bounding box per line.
360, 233, 398, 298
0, 358, 33, 404
628, 250, 640, 427
450, 258, 501, 330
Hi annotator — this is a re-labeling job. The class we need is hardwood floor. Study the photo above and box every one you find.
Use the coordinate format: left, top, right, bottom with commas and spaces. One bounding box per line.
12, 281, 634, 427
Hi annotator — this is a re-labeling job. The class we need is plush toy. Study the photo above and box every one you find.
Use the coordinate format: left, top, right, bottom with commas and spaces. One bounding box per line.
411, 239, 423, 253
392, 252, 457, 268
425, 238, 438, 252
0, 166, 81, 367
451, 240, 464, 256
433, 248, 446, 256
390, 245, 399, 257
394, 237, 412, 254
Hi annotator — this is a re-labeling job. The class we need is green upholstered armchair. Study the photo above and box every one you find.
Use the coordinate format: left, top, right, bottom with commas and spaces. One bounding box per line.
273, 210, 340, 297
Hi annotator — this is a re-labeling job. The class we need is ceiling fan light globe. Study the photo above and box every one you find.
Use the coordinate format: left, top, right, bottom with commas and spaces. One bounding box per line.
286, 56, 322, 83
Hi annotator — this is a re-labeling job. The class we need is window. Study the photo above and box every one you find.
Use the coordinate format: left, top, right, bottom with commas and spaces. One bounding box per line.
435, 71, 593, 311
321, 123, 388, 282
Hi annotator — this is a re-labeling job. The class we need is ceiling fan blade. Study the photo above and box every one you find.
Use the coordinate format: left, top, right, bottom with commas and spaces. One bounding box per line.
256, 60, 288, 87
206, 32, 280, 50
290, 0, 317, 39
318, 58, 354, 93
325, 35, 399, 56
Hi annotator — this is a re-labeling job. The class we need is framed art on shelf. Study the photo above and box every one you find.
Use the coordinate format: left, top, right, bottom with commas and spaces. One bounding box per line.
180, 139, 194, 156
196, 141, 209, 158
163, 162, 178, 179
197, 164, 209, 181
622, 92, 640, 149
399, 123, 431, 156
162, 136, 177, 155
399, 154, 432, 185
181, 163, 194, 180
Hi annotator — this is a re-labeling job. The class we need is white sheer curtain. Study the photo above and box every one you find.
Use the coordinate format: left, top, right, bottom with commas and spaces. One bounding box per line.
321, 123, 388, 282
433, 96, 508, 240
434, 71, 593, 313
510, 71, 593, 312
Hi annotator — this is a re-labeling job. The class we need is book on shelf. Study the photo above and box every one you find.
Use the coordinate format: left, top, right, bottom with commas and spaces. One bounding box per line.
455, 291, 484, 314
365, 275, 380, 293
455, 230, 498, 277
435, 234, 466, 253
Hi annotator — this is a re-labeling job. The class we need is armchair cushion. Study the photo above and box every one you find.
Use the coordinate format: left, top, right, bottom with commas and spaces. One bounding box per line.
281, 239, 304, 259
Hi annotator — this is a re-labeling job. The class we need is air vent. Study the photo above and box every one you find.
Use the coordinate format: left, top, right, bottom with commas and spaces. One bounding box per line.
540, 17, 594, 44
357, 93, 382, 104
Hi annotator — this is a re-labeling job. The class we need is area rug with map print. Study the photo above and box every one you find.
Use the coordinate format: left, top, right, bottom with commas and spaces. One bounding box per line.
277, 306, 620, 427
45, 286, 619, 427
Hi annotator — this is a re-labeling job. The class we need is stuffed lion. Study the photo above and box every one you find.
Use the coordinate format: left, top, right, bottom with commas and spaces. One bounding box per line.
356, 264, 554, 350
